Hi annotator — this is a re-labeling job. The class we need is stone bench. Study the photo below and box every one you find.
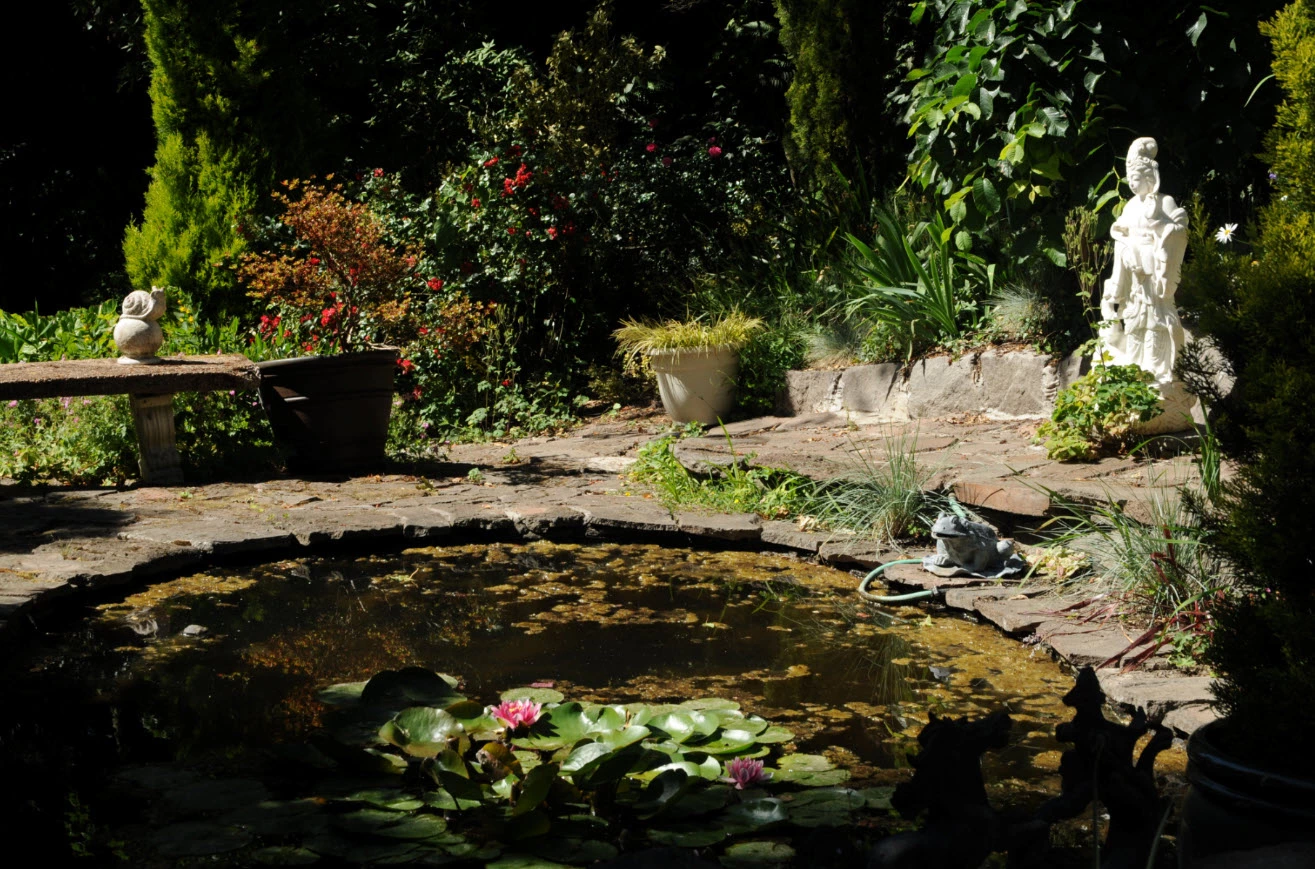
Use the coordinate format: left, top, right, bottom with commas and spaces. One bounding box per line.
0, 354, 260, 484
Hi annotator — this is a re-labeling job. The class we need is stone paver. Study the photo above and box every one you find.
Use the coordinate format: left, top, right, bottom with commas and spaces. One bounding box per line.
0, 396, 1215, 734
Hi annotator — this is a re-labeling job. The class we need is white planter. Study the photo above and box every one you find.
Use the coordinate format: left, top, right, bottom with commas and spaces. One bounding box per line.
649, 346, 739, 424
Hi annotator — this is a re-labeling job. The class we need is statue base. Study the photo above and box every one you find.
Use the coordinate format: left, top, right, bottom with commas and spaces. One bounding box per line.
1133, 380, 1197, 435
117, 356, 164, 366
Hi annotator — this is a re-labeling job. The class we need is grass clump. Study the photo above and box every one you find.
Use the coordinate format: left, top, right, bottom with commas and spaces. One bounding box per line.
629, 425, 813, 520
810, 430, 945, 545
612, 312, 764, 365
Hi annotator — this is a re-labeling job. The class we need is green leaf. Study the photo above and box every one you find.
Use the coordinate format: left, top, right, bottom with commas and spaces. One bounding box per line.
753, 726, 794, 744
561, 742, 612, 774
647, 827, 728, 848
951, 73, 978, 98
721, 841, 795, 865
722, 798, 788, 832
379, 707, 463, 758
1187, 11, 1207, 46
501, 686, 565, 705
511, 702, 592, 750
515, 763, 557, 815
360, 668, 463, 709
693, 728, 757, 755
972, 175, 1001, 215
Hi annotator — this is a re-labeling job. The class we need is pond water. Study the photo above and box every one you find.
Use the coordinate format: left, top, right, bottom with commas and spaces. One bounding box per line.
0, 541, 1180, 865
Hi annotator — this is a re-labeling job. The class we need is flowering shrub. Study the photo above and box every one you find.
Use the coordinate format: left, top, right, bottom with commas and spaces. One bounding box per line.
238, 177, 490, 362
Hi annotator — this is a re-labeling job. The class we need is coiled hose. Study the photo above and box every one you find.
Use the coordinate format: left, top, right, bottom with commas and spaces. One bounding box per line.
857, 558, 941, 604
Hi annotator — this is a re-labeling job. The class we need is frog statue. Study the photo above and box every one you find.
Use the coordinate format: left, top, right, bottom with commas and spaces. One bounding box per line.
922, 513, 1026, 579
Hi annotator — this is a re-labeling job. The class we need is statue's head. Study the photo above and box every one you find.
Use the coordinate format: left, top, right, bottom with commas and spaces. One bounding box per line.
1125, 137, 1160, 197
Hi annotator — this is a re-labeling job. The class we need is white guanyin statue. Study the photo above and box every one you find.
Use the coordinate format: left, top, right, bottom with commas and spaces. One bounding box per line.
1095, 137, 1195, 433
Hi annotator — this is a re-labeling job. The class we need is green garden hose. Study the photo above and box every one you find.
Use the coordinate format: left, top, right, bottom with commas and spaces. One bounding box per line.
857, 558, 941, 604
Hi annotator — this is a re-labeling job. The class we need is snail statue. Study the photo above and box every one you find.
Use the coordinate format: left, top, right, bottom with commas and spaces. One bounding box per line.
113, 287, 167, 364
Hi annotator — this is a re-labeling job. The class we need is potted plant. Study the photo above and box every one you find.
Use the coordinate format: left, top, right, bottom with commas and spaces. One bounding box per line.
239, 176, 482, 471
613, 312, 763, 424
1174, 3, 1315, 862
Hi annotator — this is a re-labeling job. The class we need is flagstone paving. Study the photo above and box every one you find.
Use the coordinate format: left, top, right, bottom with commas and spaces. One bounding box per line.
0, 404, 1216, 734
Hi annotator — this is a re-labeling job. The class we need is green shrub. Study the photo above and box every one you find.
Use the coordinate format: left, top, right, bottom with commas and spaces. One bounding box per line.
1035, 363, 1163, 461
1175, 0, 1315, 773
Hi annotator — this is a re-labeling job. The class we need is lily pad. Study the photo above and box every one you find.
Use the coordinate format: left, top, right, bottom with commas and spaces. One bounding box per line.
721, 798, 788, 832
720, 840, 795, 866
773, 756, 849, 788
857, 786, 895, 811
220, 799, 327, 836
360, 667, 463, 709
782, 787, 865, 826
646, 711, 697, 743
752, 726, 794, 744
679, 698, 740, 712
486, 855, 570, 868
647, 826, 729, 848
423, 789, 482, 812
252, 845, 321, 865
502, 686, 566, 705
515, 762, 558, 816
164, 778, 271, 815
316, 681, 368, 707
343, 789, 425, 811
152, 821, 251, 857
511, 702, 592, 750
692, 728, 757, 755
379, 707, 464, 758
528, 836, 619, 864
560, 742, 612, 774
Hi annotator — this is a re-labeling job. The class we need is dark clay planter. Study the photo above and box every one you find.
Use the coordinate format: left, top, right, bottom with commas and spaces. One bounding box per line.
1178, 718, 1315, 866
257, 349, 397, 473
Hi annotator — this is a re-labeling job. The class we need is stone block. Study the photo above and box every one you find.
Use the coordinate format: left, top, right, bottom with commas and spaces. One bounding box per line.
942, 586, 1035, 610
578, 498, 680, 535
760, 520, 827, 553
973, 596, 1053, 635
838, 364, 904, 416
425, 503, 516, 534
952, 480, 1050, 516
504, 505, 586, 538
818, 539, 897, 570
120, 519, 296, 557
281, 506, 406, 546
1096, 670, 1215, 720
975, 350, 1055, 417
1162, 703, 1219, 737
1041, 624, 1140, 669
776, 370, 841, 415
675, 510, 762, 542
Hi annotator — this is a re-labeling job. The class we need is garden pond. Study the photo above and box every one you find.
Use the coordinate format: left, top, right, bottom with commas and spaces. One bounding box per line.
0, 541, 1186, 865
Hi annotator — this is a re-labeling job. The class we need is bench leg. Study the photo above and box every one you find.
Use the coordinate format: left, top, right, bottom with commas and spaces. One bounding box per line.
129, 393, 183, 485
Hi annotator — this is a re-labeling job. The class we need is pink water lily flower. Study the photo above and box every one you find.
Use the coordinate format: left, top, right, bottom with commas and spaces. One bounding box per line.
492, 699, 542, 730
722, 758, 772, 789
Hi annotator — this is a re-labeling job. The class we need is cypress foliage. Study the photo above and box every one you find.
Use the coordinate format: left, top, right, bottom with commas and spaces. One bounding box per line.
123, 0, 323, 317
772, 0, 906, 189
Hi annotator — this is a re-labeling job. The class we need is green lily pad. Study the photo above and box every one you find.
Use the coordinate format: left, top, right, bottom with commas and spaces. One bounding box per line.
252, 845, 321, 865
501, 686, 565, 705
782, 787, 865, 826
693, 728, 757, 755
721, 798, 788, 832
219, 799, 327, 836
380, 707, 464, 758
561, 742, 612, 774
316, 681, 368, 707
164, 778, 270, 815
511, 702, 592, 750
423, 789, 481, 812
444, 699, 488, 719
486, 855, 570, 868
584, 705, 628, 732
528, 836, 619, 864
360, 667, 463, 709
752, 726, 794, 744
593, 723, 651, 751
647, 826, 729, 847
646, 711, 697, 743
343, 789, 425, 811
857, 786, 895, 810
720, 840, 795, 866
152, 821, 251, 857
773, 756, 849, 788
516, 762, 558, 816
679, 698, 740, 712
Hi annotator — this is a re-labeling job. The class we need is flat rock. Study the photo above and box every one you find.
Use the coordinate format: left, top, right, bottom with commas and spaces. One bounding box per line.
878, 561, 994, 590
952, 480, 1051, 516
577, 498, 679, 535
1162, 703, 1220, 736
817, 538, 898, 569
675, 510, 762, 542
759, 521, 827, 553
1041, 623, 1144, 669
973, 596, 1056, 635
119, 518, 295, 557
504, 504, 585, 538
1096, 670, 1215, 720
277, 506, 406, 546
942, 586, 1040, 610
775, 370, 841, 415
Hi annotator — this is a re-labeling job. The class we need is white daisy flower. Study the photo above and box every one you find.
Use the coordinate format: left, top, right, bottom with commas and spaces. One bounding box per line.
1215, 223, 1238, 244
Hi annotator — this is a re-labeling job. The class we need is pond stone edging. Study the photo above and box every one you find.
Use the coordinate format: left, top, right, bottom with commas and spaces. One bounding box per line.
0, 479, 1215, 737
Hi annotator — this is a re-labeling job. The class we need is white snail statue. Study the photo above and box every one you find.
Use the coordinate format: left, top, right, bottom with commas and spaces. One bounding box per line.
113, 287, 167, 364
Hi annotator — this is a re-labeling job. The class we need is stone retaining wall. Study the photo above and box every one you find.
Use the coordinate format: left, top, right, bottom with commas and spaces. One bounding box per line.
776, 349, 1089, 420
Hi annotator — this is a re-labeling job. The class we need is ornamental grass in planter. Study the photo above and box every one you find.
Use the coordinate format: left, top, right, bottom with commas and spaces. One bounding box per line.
613, 313, 763, 424
238, 176, 489, 470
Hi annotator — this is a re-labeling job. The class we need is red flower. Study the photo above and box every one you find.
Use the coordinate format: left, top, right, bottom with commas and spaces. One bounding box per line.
373, 167, 384, 177
501, 379, 512, 388
546, 226, 558, 239
419, 326, 429, 335
508, 145, 523, 157
308, 256, 320, 266
662, 156, 673, 167
483, 156, 500, 167
708, 146, 723, 157
508, 226, 518, 235
708, 136, 717, 144
398, 358, 415, 374
524, 230, 532, 238
427, 277, 444, 291
471, 197, 481, 209
645, 143, 657, 153
503, 178, 516, 196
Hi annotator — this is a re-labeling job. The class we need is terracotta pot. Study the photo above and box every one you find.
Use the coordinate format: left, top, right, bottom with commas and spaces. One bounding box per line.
1178, 719, 1315, 867
648, 346, 739, 425
257, 348, 397, 472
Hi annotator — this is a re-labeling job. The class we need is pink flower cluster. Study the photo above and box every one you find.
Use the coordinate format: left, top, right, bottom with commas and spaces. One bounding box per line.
491, 699, 543, 730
